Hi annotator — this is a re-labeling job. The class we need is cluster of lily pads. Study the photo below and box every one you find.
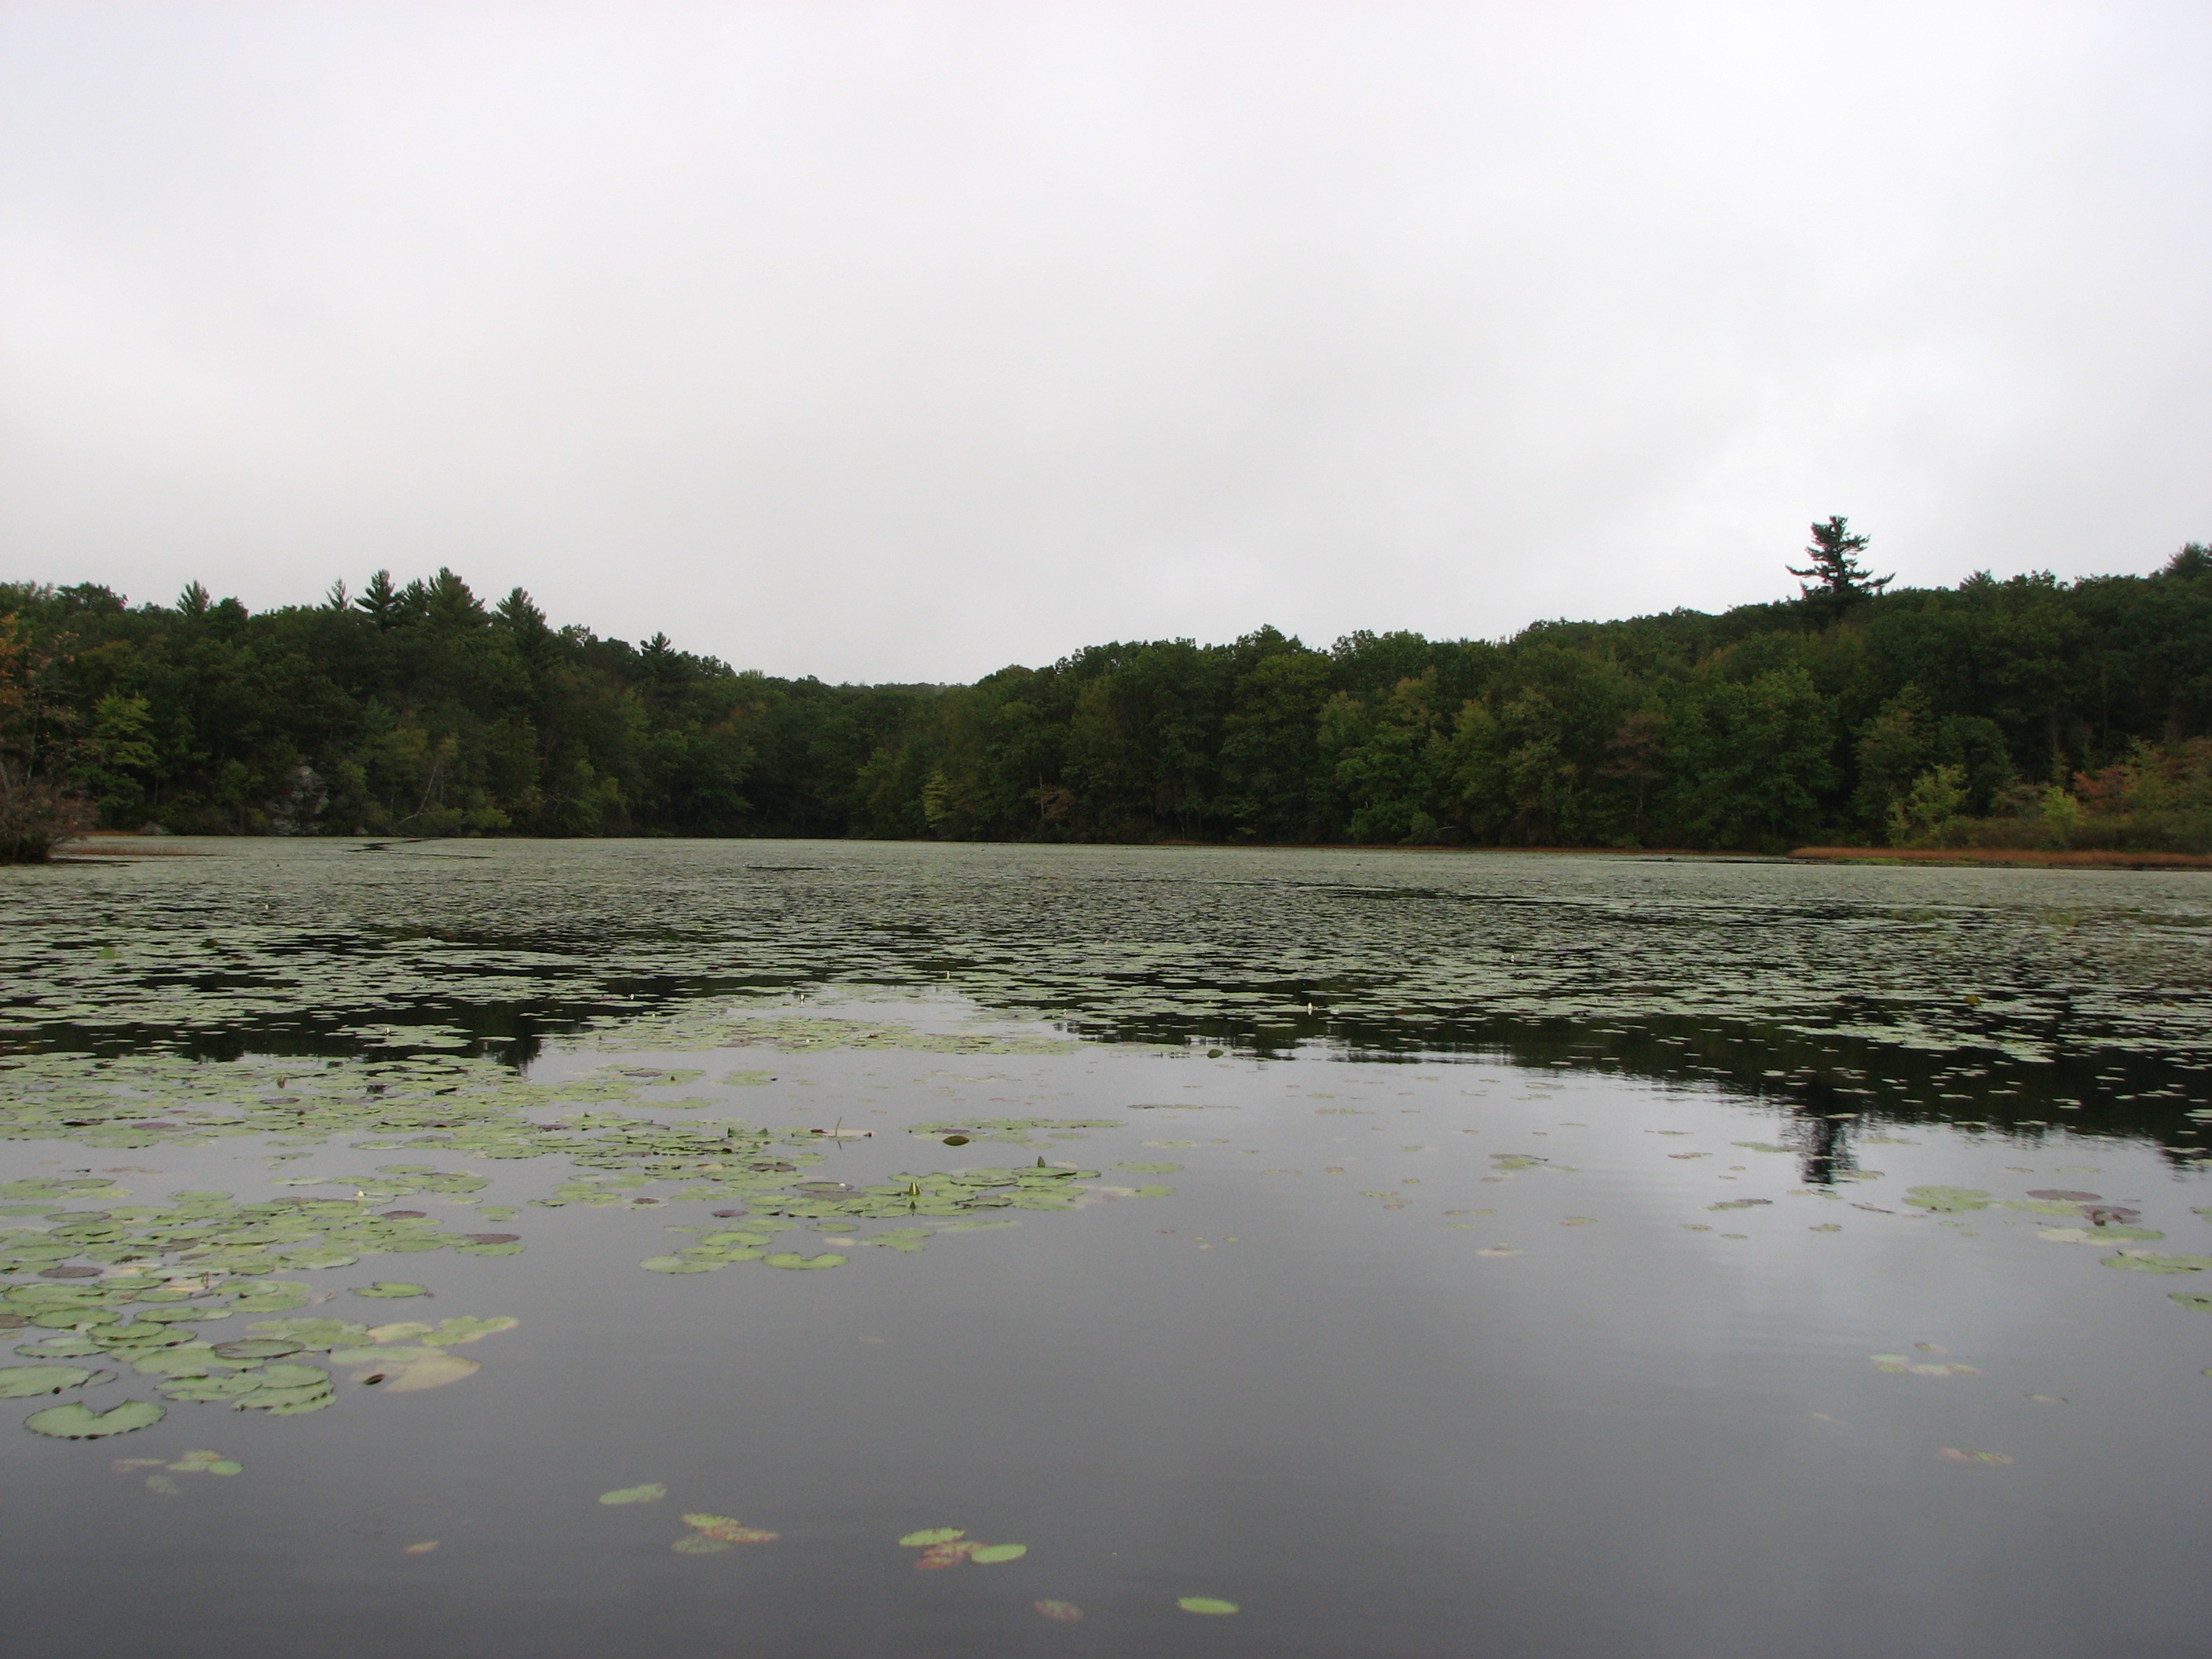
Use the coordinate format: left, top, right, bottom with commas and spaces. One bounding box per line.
561, 1012, 1078, 1058
1897, 1184, 2212, 1308
3, 1309, 516, 1438
0, 1174, 531, 1435
642, 1163, 1173, 1273
0, 1175, 522, 1280
14, 842, 2212, 1082
899, 1526, 1027, 1568
0, 1049, 756, 1154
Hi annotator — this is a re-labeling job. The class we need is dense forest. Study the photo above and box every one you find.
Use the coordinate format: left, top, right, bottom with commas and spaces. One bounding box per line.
5, 522, 2212, 860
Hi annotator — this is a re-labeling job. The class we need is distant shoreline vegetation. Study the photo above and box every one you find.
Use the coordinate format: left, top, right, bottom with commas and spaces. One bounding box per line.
5, 522, 2211, 862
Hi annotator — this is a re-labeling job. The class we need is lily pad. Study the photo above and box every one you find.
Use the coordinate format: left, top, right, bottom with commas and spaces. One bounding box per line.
599, 1484, 667, 1505
16, 1335, 105, 1358
762, 1253, 846, 1270
682, 1513, 779, 1544
245, 1318, 368, 1350
971, 1543, 1027, 1564
420, 1317, 516, 1346
24, 1397, 164, 1438
2168, 1292, 2212, 1313
0, 1364, 93, 1398
211, 1339, 303, 1361
900, 1528, 966, 1547
375, 1351, 480, 1392
1178, 1597, 1240, 1615
353, 1283, 430, 1299
2101, 1253, 2212, 1274
1904, 1187, 1993, 1214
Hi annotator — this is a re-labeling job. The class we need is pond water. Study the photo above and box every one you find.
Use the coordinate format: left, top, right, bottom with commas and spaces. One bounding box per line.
1, 839, 2207, 1658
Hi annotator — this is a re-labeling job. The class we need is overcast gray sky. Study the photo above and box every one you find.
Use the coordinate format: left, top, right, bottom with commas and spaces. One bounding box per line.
2, 2, 2207, 683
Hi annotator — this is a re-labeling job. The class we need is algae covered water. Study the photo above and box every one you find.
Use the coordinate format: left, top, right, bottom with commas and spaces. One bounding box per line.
2, 839, 2207, 1658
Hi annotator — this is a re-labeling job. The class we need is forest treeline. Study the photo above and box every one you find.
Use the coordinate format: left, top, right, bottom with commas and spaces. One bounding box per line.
5, 522, 2212, 860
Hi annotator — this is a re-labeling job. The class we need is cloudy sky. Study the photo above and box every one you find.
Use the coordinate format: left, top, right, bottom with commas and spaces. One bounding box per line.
2, 2, 2207, 683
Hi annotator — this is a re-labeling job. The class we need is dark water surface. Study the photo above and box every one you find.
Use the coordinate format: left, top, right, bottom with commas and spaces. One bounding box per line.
2, 840, 2207, 1657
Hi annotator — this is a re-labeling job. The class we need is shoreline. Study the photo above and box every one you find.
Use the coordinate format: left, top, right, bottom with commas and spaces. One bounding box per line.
1787, 844, 2212, 870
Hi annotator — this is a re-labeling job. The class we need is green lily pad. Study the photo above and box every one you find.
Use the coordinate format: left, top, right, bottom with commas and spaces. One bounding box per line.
244, 1319, 368, 1350
2103, 1253, 2212, 1274
0, 1364, 93, 1398
762, 1253, 846, 1270
599, 1484, 667, 1505
1177, 1597, 1240, 1615
16, 1334, 105, 1358
971, 1543, 1027, 1564
900, 1528, 966, 1546
2169, 1291, 2212, 1312
131, 1343, 222, 1378
1904, 1187, 1994, 1214
24, 1397, 164, 1438
124, 1303, 229, 1327
353, 1283, 430, 1299
640, 1257, 717, 1273
275, 1250, 359, 1271
228, 1281, 312, 1313
211, 1339, 303, 1361
421, 1317, 517, 1346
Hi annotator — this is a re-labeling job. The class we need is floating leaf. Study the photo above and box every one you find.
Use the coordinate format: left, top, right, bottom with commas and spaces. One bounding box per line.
762, 1253, 847, 1270
207, 1342, 304, 1365
672, 1534, 730, 1554
421, 1317, 517, 1346
2100, 1252, 2212, 1274
354, 1283, 431, 1299
374, 1352, 480, 1393
0, 1364, 93, 1398
681, 1512, 779, 1543
971, 1543, 1027, 1564
15, 1334, 106, 1358
244, 1318, 367, 1350
1937, 1448, 2012, 1465
1178, 1597, 1240, 1615
24, 1397, 164, 1438
1903, 1187, 1993, 1214
599, 1484, 667, 1506
900, 1528, 965, 1547
917, 1541, 982, 1569
2170, 1292, 2212, 1313
168, 1450, 241, 1475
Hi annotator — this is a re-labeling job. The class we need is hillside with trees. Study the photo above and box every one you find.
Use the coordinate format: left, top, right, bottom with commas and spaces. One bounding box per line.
5, 522, 2211, 859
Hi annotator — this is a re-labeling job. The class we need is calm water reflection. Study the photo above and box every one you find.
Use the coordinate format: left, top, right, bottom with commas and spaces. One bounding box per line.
2, 841, 2207, 1657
